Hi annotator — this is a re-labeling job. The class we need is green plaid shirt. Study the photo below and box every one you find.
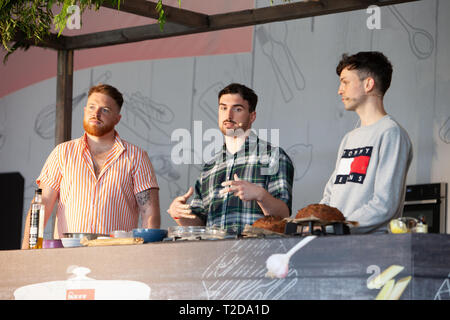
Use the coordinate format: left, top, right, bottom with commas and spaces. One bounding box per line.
190, 132, 294, 234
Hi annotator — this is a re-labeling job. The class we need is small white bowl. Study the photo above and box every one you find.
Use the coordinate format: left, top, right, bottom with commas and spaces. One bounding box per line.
61, 237, 82, 248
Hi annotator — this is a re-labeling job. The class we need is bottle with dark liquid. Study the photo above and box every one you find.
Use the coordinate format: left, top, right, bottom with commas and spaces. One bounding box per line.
414, 215, 428, 233
29, 188, 45, 249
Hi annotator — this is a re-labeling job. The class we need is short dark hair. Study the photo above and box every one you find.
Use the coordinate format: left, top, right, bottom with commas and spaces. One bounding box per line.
218, 83, 258, 112
336, 51, 393, 95
88, 84, 124, 110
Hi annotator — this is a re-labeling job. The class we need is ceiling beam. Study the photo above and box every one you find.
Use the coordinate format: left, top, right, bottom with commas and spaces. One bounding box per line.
101, 0, 209, 28
64, 0, 421, 50
208, 0, 422, 29
12, 31, 67, 51
64, 22, 192, 50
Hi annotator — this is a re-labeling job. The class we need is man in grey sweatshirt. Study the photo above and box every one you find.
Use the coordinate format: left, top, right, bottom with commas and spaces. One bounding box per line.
320, 51, 413, 234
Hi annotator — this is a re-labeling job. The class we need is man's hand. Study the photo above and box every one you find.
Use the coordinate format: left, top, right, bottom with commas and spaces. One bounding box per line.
220, 174, 290, 218
167, 187, 196, 220
220, 174, 266, 201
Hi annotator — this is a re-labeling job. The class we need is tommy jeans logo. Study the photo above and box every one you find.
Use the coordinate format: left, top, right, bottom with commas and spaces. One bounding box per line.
334, 146, 373, 184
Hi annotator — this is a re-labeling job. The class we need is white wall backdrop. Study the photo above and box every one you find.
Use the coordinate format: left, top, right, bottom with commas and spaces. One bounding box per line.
0, 0, 449, 238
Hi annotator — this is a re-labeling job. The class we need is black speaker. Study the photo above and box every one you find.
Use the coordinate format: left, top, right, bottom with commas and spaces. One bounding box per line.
0, 172, 25, 250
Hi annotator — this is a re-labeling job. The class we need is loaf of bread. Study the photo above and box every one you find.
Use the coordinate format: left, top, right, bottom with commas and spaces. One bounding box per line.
296, 204, 345, 222
252, 216, 287, 234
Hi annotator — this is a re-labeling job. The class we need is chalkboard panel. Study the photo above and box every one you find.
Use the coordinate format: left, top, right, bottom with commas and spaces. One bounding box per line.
0, 234, 449, 300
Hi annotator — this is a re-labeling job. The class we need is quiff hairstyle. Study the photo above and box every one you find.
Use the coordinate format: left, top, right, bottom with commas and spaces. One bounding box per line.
336, 51, 393, 95
88, 84, 124, 111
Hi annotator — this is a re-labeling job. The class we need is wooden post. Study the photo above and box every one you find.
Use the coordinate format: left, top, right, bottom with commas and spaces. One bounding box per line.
52, 49, 73, 237
55, 49, 73, 145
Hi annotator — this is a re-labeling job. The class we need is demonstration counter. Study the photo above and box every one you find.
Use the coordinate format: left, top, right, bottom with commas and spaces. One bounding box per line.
0, 233, 449, 300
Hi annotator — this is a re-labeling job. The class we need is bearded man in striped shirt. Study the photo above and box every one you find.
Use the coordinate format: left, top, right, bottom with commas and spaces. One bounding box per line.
22, 84, 160, 248
167, 83, 294, 234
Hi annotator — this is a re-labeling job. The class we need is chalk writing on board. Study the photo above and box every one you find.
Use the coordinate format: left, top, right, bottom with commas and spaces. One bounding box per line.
434, 272, 450, 300
201, 239, 298, 300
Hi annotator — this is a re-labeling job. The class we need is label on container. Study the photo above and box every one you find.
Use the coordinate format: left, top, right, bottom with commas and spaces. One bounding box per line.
66, 289, 95, 300
29, 226, 38, 247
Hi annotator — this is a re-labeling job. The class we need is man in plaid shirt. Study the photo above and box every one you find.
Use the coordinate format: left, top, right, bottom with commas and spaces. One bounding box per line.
167, 83, 294, 234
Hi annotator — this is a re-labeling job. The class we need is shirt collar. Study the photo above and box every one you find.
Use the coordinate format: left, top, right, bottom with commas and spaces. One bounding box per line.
80, 130, 126, 151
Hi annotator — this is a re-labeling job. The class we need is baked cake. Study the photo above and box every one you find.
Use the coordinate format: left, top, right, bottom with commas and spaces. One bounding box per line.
252, 216, 287, 234
296, 204, 345, 222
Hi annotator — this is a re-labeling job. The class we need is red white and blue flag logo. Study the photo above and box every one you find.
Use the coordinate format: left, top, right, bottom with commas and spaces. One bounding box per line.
334, 147, 372, 184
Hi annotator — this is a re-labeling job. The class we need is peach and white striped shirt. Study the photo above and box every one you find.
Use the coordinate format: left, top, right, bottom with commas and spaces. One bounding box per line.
37, 132, 159, 237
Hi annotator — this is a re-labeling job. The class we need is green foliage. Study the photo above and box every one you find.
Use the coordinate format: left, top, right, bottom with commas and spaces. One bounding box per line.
1, 0, 55, 50
0, 0, 123, 61
155, 0, 165, 32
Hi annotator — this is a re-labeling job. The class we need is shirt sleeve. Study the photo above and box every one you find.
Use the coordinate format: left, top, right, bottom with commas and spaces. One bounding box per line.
36, 145, 63, 192
133, 150, 159, 194
189, 176, 207, 223
266, 148, 294, 214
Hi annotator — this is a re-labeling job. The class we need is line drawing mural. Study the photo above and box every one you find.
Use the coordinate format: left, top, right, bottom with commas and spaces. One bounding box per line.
150, 154, 184, 199
286, 143, 313, 182
0, 111, 5, 150
439, 116, 450, 144
198, 82, 226, 126
34, 70, 112, 139
388, 6, 434, 60
268, 22, 306, 92
256, 23, 306, 103
121, 91, 175, 146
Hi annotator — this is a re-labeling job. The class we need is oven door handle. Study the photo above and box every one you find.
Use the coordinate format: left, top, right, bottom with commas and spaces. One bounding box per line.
404, 199, 438, 205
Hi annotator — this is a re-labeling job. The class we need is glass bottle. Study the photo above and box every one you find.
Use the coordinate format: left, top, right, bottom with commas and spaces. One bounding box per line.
29, 188, 45, 249
414, 215, 428, 234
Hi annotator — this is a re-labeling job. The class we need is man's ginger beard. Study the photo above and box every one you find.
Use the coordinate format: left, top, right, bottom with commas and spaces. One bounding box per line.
83, 117, 116, 137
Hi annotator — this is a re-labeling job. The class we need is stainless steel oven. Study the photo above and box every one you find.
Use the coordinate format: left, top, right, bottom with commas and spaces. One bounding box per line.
402, 183, 448, 234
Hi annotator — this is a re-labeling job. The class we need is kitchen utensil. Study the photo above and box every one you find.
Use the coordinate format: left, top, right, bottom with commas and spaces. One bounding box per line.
266, 235, 316, 278
132, 228, 167, 243
268, 22, 306, 91
256, 26, 293, 102
389, 6, 434, 59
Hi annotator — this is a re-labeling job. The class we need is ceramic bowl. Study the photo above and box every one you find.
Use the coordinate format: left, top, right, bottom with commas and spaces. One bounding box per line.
132, 228, 167, 243
60, 237, 82, 248
42, 239, 63, 249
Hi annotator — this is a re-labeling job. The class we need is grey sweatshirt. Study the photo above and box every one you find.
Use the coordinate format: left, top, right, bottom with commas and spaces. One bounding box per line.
320, 115, 413, 234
